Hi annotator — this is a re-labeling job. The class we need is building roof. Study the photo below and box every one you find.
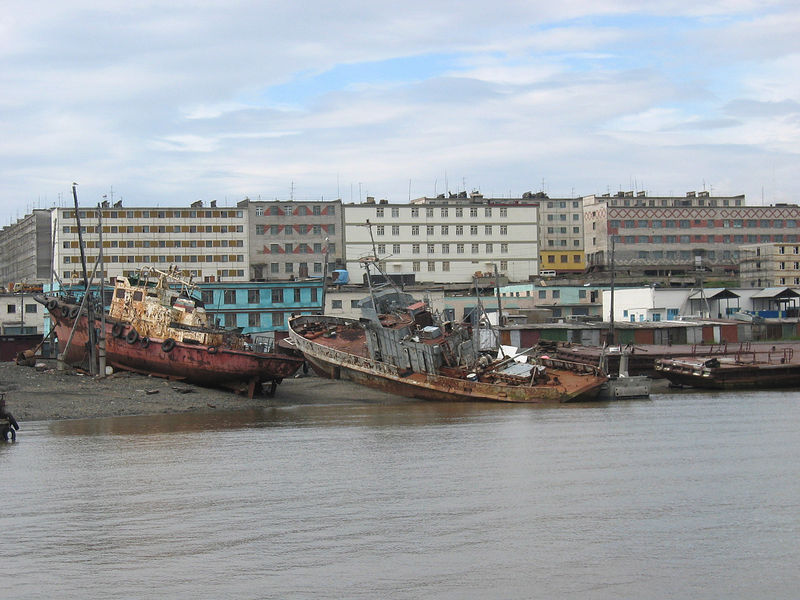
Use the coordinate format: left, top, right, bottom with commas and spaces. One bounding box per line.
750, 287, 800, 299
686, 288, 740, 300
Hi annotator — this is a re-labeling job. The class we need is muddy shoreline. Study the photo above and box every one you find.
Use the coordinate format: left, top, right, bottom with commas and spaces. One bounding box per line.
0, 359, 404, 422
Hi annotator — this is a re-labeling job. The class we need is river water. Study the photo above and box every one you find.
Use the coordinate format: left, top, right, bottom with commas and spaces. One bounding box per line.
3, 388, 799, 599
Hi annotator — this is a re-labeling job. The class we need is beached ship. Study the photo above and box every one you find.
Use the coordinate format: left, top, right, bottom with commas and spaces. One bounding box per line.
288, 285, 606, 403
654, 345, 800, 390
35, 266, 304, 396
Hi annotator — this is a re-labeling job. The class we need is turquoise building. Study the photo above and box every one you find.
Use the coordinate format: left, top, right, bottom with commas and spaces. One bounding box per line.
197, 280, 323, 334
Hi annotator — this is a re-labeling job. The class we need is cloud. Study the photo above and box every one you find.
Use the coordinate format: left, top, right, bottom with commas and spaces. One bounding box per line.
2, 0, 800, 225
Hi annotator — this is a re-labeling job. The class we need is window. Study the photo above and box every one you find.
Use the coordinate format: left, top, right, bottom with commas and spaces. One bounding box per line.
442, 261, 450, 272
272, 312, 283, 327
201, 290, 214, 304
331, 300, 342, 309
377, 244, 386, 254
426, 208, 434, 218
411, 208, 419, 217
412, 225, 419, 235
456, 208, 463, 217
7, 304, 15, 314
500, 208, 507, 217
485, 208, 492, 217
248, 289, 260, 304
412, 244, 420, 254
392, 244, 400, 253
376, 225, 384, 235
224, 313, 236, 328
486, 243, 493, 253
427, 261, 435, 271
271, 289, 283, 303
427, 225, 435, 235
442, 243, 450, 254
470, 207, 478, 217
427, 244, 435, 254
441, 225, 449, 235
249, 313, 260, 328
441, 208, 448, 217
500, 226, 508, 235
285, 262, 293, 273
224, 290, 236, 304
470, 226, 478, 235
501, 243, 508, 253
457, 244, 464, 254
391, 225, 399, 235
391, 207, 399, 217
456, 225, 463, 235
412, 261, 420, 272
485, 225, 492, 235
471, 244, 479, 253
376, 207, 384, 217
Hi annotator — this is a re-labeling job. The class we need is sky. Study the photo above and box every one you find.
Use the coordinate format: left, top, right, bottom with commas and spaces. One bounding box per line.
2, 1, 799, 225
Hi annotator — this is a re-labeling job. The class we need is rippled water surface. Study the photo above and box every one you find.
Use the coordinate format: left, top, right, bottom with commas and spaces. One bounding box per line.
3, 389, 800, 599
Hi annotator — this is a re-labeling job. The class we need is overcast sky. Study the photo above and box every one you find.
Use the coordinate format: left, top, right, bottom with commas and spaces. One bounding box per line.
2, 1, 799, 224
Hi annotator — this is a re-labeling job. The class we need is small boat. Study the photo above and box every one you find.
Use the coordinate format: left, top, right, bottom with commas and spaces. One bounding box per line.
36, 266, 304, 397
289, 288, 606, 403
654, 346, 800, 390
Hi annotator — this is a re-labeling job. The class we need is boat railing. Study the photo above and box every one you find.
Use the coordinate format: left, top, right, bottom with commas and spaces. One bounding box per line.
539, 356, 604, 377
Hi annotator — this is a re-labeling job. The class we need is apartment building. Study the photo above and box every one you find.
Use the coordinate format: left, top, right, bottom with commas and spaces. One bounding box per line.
583, 191, 800, 279
536, 194, 585, 273
0, 209, 52, 286
239, 198, 344, 281
344, 193, 539, 284
739, 242, 800, 288
52, 201, 249, 283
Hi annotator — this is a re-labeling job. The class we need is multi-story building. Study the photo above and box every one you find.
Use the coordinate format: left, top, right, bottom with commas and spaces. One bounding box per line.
0, 209, 52, 286
583, 191, 800, 279
197, 279, 323, 334
739, 242, 800, 288
53, 201, 249, 283
239, 198, 344, 281
535, 195, 586, 274
1, 292, 44, 335
344, 193, 539, 284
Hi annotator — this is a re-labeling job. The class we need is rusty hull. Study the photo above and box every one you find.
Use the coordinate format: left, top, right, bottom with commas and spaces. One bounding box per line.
290, 315, 606, 403
655, 347, 800, 389
44, 298, 303, 397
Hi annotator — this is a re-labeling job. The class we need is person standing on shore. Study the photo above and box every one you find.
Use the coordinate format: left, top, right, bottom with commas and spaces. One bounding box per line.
1, 395, 19, 442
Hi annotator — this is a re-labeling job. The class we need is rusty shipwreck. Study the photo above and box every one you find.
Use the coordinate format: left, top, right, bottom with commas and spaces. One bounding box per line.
289, 287, 606, 403
35, 266, 303, 396
654, 344, 800, 390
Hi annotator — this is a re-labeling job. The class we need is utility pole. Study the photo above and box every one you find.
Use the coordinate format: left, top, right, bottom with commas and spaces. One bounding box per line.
609, 237, 616, 346
97, 203, 106, 375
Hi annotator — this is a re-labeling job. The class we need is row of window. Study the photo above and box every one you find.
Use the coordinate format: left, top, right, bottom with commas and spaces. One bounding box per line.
374, 224, 510, 236
257, 262, 326, 274
67, 210, 245, 220
393, 243, 510, 255
610, 219, 797, 229
615, 234, 798, 244
407, 260, 509, 273
632, 250, 739, 260
265, 243, 335, 254
546, 226, 582, 234
61, 269, 246, 280
255, 224, 335, 235
254, 205, 334, 216
63, 225, 245, 234
213, 310, 287, 329
203, 287, 320, 305
543, 255, 583, 264
5, 304, 38, 314
547, 239, 582, 247
64, 239, 245, 249
63, 255, 245, 264
374, 206, 510, 218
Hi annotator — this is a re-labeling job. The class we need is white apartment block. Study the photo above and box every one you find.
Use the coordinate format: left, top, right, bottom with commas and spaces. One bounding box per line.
344, 195, 538, 284
52, 202, 249, 284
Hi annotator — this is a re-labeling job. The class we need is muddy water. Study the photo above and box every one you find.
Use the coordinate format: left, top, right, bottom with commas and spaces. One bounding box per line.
3, 390, 800, 599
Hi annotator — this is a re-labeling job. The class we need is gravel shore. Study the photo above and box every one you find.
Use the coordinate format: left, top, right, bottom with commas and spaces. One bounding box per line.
0, 359, 400, 422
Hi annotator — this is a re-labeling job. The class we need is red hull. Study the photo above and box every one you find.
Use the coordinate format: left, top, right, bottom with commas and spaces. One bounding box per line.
47, 301, 303, 395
